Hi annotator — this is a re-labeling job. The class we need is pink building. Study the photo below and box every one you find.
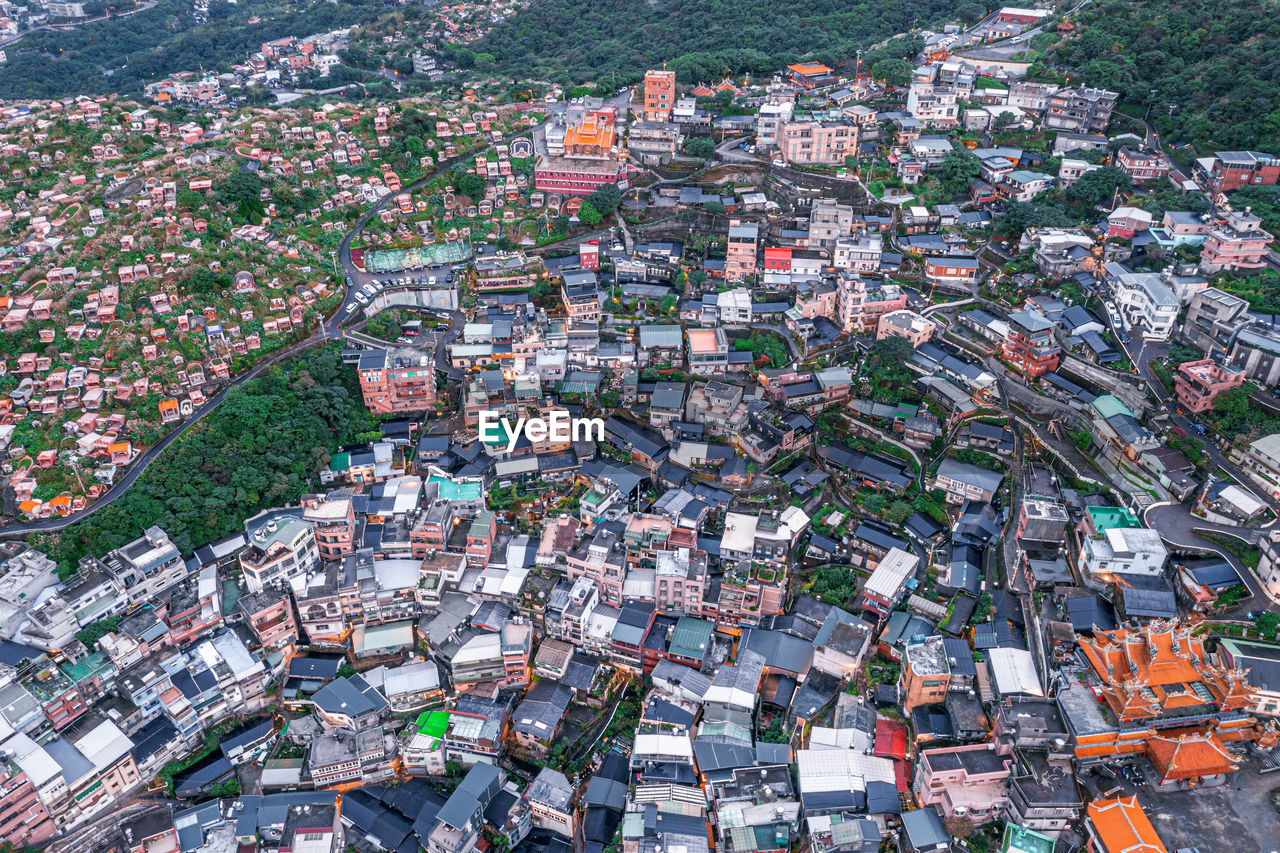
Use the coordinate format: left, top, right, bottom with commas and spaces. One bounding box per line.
303, 495, 357, 560
877, 310, 937, 347
1201, 208, 1274, 272
1175, 358, 1245, 413
779, 121, 858, 165
1116, 146, 1170, 182
238, 587, 298, 649
726, 219, 759, 280
915, 744, 1013, 823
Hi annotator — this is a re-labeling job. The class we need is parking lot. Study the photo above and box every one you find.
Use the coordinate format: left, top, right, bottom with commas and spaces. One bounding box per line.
1135, 760, 1280, 852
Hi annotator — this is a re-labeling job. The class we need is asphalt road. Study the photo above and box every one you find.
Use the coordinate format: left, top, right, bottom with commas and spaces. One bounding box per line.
0, 94, 643, 533
0, 331, 329, 527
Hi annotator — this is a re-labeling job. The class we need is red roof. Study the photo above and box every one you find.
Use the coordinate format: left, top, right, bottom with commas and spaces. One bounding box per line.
874, 718, 909, 760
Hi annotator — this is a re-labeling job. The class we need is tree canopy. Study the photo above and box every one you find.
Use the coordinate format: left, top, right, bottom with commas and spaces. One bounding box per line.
37, 345, 377, 575
1048, 0, 1280, 151
473, 0, 975, 86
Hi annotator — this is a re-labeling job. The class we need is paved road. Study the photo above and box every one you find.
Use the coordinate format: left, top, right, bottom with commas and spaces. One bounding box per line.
1119, 332, 1280, 513
0, 332, 331, 536
0, 94, 643, 532
1144, 501, 1276, 610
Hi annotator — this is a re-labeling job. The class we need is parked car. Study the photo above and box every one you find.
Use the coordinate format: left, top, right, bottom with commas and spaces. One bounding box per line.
344, 303, 357, 314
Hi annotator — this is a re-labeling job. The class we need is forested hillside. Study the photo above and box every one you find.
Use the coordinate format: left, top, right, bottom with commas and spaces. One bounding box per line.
36, 344, 378, 575
1047, 0, 1280, 152
470, 0, 985, 85
0, 0, 384, 99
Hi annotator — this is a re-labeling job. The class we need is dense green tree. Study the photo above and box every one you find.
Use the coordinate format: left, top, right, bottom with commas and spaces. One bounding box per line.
683, 138, 716, 159
936, 147, 980, 195
1048, 0, 1280, 151
870, 58, 912, 87
1061, 166, 1131, 212
472, 0, 960, 87
577, 200, 602, 225
586, 183, 621, 215
36, 345, 377, 576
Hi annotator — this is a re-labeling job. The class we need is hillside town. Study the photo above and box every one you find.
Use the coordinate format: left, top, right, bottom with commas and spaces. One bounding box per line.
2, 3, 1280, 853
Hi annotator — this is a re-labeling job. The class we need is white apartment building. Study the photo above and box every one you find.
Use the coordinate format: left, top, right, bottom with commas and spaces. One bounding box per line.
1114, 271, 1179, 341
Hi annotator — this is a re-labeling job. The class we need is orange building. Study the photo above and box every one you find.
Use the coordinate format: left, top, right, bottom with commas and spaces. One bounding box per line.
1063, 621, 1273, 786
1145, 731, 1239, 786
563, 112, 616, 158
644, 69, 677, 121
1078, 622, 1254, 724
1085, 796, 1166, 853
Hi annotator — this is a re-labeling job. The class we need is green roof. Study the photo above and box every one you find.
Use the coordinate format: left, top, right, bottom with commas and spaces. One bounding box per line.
428, 475, 483, 501
1087, 505, 1141, 531
1090, 394, 1133, 420
1001, 823, 1054, 853
669, 616, 715, 662
415, 710, 450, 738
61, 650, 113, 684
329, 452, 351, 472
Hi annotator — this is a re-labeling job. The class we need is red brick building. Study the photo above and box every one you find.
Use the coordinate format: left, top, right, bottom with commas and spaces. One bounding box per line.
1208, 150, 1280, 193
1002, 309, 1061, 377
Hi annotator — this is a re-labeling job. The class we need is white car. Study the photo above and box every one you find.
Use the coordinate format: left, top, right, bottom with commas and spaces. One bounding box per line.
354, 292, 369, 304
344, 303, 357, 314
362, 284, 377, 297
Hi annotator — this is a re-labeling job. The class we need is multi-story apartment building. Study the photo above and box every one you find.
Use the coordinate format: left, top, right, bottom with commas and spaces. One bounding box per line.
906, 66, 960, 125
98, 526, 186, 609
239, 517, 321, 593
836, 273, 907, 334
1077, 505, 1167, 581
778, 121, 858, 165
643, 69, 677, 121
302, 495, 356, 560
0, 754, 56, 848
1182, 286, 1250, 353
1115, 146, 1170, 182
755, 98, 794, 149
1205, 149, 1280, 193
465, 511, 496, 567
877, 310, 936, 347
1044, 87, 1118, 133
833, 233, 882, 272
1200, 208, 1274, 273
725, 219, 759, 280
525, 768, 575, 838
1113, 270, 1179, 340
1005, 752, 1083, 837
809, 197, 854, 245
901, 637, 950, 712
1002, 309, 1061, 377
238, 586, 298, 649
566, 525, 626, 604
1174, 358, 1245, 413
686, 328, 731, 375
560, 269, 601, 322
357, 348, 437, 414
914, 745, 1013, 824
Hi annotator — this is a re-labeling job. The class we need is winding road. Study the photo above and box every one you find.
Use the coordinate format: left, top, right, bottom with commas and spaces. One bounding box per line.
0, 94, 641, 536
0, 331, 330, 536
